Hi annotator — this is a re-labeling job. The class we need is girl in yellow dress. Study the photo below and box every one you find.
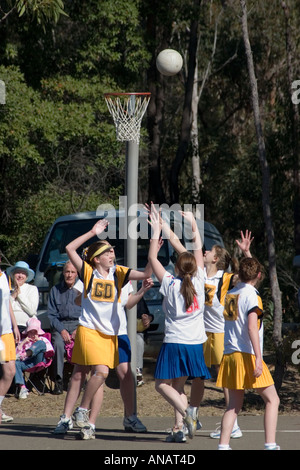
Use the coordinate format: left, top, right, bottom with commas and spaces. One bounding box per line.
216, 257, 280, 450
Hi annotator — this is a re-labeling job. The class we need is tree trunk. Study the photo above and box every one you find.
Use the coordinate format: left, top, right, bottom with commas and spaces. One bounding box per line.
240, 0, 285, 391
191, 57, 202, 203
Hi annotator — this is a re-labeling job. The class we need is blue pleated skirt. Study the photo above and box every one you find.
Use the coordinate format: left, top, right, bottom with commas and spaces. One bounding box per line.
154, 342, 211, 380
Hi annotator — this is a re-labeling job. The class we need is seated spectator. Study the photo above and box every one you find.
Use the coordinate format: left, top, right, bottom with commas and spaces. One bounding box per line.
47, 260, 82, 395
15, 318, 54, 399
7, 261, 39, 334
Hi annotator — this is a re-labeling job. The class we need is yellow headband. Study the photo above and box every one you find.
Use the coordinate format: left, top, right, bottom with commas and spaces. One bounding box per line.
89, 244, 113, 261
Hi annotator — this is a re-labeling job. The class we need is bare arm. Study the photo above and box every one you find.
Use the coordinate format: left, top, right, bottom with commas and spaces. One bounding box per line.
128, 261, 153, 282
126, 278, 154, 310
145, 203, 186, 255
65, 219, 109, 273
180, 211, 204, 269
147, 204, 166, 283
248, 310, 263, 377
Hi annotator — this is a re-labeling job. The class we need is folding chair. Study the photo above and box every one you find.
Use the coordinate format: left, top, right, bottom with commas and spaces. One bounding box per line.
24, 333, 54, 395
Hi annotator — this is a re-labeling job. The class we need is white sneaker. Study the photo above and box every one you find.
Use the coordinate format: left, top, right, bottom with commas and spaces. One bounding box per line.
72, 407, 90, 428
19, 387, 29, 399
80, 424, 95, 440
53, 414, 73, 434
1, 411, 13, 423
210, 423, 243, 439
265, 444, 280, 450
183, 407, 197, 439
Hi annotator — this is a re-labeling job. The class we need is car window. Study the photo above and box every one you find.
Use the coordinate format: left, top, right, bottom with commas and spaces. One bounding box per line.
39, 218, 171, 272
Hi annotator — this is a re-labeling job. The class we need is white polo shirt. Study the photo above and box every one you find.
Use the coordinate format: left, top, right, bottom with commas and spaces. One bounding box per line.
159, 266, 207, 345
117, 280, 134, 335
204, 269, 226, 333
223, 282, 264, 356
80, 262, 130, 336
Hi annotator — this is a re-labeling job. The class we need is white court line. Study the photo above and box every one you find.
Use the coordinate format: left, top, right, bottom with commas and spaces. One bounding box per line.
157, 428, 300, 435
196, 429, 300, 433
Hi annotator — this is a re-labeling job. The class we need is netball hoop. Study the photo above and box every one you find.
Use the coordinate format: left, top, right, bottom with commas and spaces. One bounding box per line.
104, 92, 151, 414
104, 92, 151, 145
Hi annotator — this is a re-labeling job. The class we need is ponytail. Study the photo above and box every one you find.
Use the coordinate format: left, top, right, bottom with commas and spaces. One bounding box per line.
213, 245, 239, 274
175, 252, 198, 311
180, 273, 197, 311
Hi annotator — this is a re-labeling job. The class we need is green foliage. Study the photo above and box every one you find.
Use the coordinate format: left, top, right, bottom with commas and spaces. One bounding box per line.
16, 0, 67, 25
0, 65, 125, 261
0, 184, 119, 261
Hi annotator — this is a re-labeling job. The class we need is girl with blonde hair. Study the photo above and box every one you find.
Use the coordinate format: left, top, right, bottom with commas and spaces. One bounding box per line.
53, 219, 152, 439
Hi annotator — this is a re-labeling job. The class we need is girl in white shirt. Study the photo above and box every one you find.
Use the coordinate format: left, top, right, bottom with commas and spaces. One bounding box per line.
148, 205, 210, 442
62, 219, 152, 438
216, 257, 280, 450
201, 233, 252, 439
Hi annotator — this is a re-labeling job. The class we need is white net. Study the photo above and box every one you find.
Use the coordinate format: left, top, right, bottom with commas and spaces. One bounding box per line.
104, 93, 150, 145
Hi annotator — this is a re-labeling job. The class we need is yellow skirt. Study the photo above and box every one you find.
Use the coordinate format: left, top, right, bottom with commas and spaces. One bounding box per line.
1, 333, 16, 362
71, 325, 119, 368
203, 332, 224, 367
216, 351, 274, 390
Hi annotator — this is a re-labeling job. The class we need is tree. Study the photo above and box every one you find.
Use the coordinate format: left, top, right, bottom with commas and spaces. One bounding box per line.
240, 0, 284, 390
0, 0, 66, 25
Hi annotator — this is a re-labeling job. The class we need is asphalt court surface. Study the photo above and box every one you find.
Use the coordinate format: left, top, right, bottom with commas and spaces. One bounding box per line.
0, 415, 299, 453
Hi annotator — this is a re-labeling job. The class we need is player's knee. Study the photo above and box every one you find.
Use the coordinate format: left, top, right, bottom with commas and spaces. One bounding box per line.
93, 370, 108, 381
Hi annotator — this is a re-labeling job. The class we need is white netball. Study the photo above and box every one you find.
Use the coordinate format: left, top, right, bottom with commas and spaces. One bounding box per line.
156, 49, 183, 76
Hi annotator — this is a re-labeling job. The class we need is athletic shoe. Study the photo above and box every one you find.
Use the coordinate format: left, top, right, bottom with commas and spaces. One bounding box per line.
183, 407, 197, 439
53, 414, 73, 434
265, 445, 280, 450
136, 368, 144, 386
123, 415, 147, 433
196, 419, 202, 431
1, 411, 13, 423
210, 423, 243, 439
166, 430, 186, 443
73, 407, 90, 428
80, 424, 95, 440
19, 387, 29, 399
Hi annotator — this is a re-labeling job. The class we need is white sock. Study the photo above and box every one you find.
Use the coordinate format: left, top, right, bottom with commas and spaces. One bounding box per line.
233, 418, 239, 429
0, 396, 4, 407
218, 444, 231, 450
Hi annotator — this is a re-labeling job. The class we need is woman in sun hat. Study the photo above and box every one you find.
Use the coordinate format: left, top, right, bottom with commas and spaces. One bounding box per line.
7, 261, 39, 334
